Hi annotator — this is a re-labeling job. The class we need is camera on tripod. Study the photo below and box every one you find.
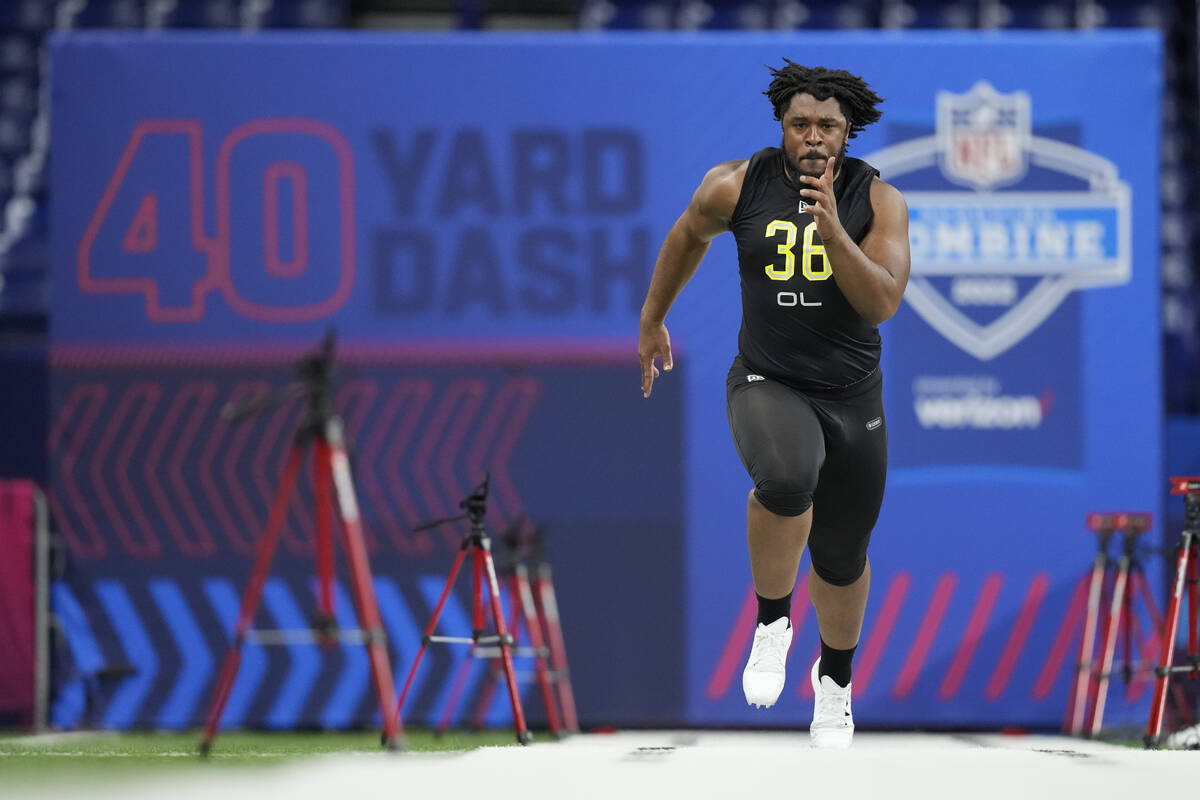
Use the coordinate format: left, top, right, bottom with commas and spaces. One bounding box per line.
460, 475, 490, 525
200, 328, 403, 755
221, 329, 336, 431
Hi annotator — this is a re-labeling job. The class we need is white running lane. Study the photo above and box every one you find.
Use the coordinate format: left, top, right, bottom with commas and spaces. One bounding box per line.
5, 732, 1196, 799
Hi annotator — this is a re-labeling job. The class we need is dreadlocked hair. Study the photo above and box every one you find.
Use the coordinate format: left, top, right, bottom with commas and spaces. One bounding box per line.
764, 60, 883, 140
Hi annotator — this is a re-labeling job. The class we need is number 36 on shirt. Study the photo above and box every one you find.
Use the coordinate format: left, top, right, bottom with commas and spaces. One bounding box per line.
763, 219, 830, 281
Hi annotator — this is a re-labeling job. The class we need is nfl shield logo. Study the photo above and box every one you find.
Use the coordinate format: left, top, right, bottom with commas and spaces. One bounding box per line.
936, 81, 1031, 191
864, 80, 1130, 361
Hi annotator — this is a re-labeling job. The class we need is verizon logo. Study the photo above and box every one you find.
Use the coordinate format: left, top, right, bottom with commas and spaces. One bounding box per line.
914, 391, 1054, 430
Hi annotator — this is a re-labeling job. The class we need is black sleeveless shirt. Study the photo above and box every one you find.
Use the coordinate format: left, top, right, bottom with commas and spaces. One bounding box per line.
730, 147, 881, 392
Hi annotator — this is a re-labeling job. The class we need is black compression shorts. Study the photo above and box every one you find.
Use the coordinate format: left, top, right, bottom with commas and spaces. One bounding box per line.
725, 355, 888, 586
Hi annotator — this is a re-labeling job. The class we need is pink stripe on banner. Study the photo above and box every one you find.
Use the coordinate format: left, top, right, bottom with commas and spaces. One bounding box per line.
164, 381, 219, 557
939, 573, 1005, 700
985, 573, 1051, 699
706, 576, 812, 702
49, 384, 110, 558
790, 574, 811, 637
113, 383, 164, 558
1127, 608, 1161, 703
852, 571, 911, 697
704, 585, 759, 701
1033, 576, 1089, 700
892, 572, 958, 700
50, 339, 641, 368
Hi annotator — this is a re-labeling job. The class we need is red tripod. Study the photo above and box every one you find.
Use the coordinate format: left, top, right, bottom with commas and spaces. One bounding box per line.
528, 526, 579, 733
439, 522, 577, 737
1065, 512, 1117, 735
199, 334, 401, 754
392, 476, 532, 745
1083, 513, 1160, 737
1145, 477, 1200, 748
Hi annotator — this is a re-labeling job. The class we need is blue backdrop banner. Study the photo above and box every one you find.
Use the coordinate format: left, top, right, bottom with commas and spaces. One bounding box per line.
50, 31, 1161, 730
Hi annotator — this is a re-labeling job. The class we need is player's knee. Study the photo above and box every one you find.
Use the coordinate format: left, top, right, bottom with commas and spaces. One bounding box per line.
752, 478, 814, 518
810, 552, 867, 587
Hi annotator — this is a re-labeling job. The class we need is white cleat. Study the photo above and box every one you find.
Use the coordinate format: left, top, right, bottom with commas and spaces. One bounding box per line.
742, 617, 793, 708
809, 658, 854, 749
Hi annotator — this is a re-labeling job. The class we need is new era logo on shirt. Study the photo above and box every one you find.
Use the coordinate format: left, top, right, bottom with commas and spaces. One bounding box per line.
747, 374, 765, 383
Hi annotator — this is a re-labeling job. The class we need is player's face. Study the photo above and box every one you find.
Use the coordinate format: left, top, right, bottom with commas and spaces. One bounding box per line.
780, 93, 849, 178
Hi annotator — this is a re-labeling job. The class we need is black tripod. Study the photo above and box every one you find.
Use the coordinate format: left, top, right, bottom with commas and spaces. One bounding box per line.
200, 331, 402, 754
391, 475, 532, 745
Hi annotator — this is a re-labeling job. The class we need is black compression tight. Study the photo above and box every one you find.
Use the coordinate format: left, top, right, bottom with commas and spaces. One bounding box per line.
726, 356, 888, 586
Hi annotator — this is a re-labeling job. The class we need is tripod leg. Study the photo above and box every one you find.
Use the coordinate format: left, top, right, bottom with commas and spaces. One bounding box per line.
1177, 542, 1200, 727
324, 435, 403, 748
479, 543, 531, 744
314, 437, 335, 639
395, 544, 471, 730
201, 442, 305, 754
1069, 555, 1107, 735
1124, 570, 1151, 700
1127, 571, 1189, 722
516, 564, 562, 737
1122, 571, 1134, 685
1189, 542, 1199, 678
469, 575, 517, 732
1088, 555, 1130, 737
473, 545, 485, 637
1146, 530, 1194, 747
535, 564, 579, 733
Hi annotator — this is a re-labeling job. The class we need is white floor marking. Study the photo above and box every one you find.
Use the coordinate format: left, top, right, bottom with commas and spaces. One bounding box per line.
2, 731, 1196, 799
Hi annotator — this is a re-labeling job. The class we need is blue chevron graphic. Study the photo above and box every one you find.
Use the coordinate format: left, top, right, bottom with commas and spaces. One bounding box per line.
49, 582, 105, 728
317, 580, 368, 729
373, 577, 427, 722
262, 578, 321, 729
418, 576, 485, 727
95, 580, 159, 729
446, 648, 488, 729
148, 578, 213, 729
480, 662, 515, 728
203, 579, 268, 729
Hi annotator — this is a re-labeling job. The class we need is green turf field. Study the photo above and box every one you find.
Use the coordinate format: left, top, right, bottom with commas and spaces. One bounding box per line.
0, 728, 546, 773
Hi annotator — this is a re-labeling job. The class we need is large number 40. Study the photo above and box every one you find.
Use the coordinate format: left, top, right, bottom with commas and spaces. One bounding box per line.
77, 118, 355, 322
763, 219, 831, 281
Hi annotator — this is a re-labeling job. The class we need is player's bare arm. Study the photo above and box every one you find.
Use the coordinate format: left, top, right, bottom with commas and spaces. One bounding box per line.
798, 161, 911, 325
639, 159, 746, 398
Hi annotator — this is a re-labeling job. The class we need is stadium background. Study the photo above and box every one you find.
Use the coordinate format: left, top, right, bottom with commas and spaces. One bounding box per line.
0, 0, 1198, 738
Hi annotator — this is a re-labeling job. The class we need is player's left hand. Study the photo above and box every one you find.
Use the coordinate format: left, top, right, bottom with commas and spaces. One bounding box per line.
798, 156, 844, 242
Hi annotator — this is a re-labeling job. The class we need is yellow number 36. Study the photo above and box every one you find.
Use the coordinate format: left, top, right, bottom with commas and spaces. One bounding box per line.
763, 220, 830, 281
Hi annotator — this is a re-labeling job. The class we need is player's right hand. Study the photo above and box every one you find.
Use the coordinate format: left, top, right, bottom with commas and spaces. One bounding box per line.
638, 321, 673, 398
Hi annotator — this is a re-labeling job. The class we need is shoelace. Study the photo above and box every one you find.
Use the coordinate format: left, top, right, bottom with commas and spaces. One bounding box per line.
747, 629, 789, 671
814, 683, 852, 724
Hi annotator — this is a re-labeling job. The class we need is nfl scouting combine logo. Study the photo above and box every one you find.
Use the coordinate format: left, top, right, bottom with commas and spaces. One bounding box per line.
864, 81, 1131, 360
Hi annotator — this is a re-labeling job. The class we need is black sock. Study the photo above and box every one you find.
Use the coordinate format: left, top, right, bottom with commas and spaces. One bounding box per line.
819, 638, 856, 687
756, 592, 791, 626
